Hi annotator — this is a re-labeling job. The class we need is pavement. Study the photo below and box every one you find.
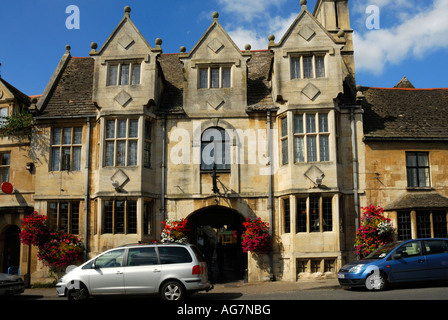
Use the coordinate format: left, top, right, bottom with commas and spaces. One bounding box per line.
212, 278, 340, 295
22, 278, 341, 299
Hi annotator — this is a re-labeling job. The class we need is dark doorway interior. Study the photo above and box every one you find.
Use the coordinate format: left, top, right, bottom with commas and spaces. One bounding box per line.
187, 206, 246, 284
2, 225, 21, 274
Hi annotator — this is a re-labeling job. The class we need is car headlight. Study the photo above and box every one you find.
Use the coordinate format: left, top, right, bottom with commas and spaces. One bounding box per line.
348, 265, 364, 273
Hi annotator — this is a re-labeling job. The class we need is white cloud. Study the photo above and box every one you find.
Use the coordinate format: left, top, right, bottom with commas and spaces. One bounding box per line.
227, 13, 297, 50
216, 0, 297, 50
354, 0, 448, 74
217, 0, 288, 23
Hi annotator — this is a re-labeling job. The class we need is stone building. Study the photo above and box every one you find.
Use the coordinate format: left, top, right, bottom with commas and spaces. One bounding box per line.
358, 78, 448, 242
5, 0, 445, 284
0, 77, 34, 281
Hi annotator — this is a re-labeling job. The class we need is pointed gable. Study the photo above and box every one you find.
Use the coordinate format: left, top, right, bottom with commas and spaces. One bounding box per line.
0, 77, 30, 106
91, 6, 154, 58
183, 12, 247, 63
179, 12, 251, 117
271, 8, 342, 51
269, 4, 347, 106
90, 6, 162, 112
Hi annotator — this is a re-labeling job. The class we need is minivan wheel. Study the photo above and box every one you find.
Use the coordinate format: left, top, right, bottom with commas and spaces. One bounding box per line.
67, 284, 89, 301
365, 272, 387, 291
161, 281, 185, 300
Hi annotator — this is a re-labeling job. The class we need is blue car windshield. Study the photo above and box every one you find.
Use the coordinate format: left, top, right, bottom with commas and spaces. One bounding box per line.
364, 241, 403, 259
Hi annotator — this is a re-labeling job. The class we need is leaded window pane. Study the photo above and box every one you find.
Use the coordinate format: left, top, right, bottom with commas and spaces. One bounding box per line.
222, 67, 231, 88
128, 141, 137, 166
303, 56, 313, 78
307, 136, 317, 162
294, 136, 305, 163
211, 68, 220, 88
106, 120, 115, 139
105, 141, 115, 167
120, 64, 129, 85
291, 57, 301, 79
294, 114, 304, 134
306, 114, 316, 133
117, 120, 127, 138
319, 135, 329, 161
131, 64, 141, 85
52, 148, 60, 171
319, 114, 328, 132
199, 69, 208, 88
315, 56, 325, 78
108, 65, 118, 86
283, 198, 290, 233
72, 147, 81, 171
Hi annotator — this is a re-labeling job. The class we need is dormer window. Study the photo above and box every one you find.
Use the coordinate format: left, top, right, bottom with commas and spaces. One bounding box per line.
199, 66, 231, 89
291, 55, 326, 79
107, 61, 141, 86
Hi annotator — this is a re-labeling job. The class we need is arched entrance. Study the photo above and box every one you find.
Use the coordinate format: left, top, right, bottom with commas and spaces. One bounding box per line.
1, 225, 21, 274
187, 206, 246, 283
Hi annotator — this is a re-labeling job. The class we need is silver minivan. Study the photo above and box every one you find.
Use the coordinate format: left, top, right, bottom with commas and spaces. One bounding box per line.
56, 243, 213, 300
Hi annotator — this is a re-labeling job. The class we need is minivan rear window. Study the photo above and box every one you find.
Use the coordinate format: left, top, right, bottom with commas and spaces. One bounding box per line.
158, 246, 192, 264
128, 247, 159, 266
191, 246, 206, 262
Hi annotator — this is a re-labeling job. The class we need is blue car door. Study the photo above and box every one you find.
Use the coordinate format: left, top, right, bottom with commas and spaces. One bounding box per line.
387, 240, 428, 282
423, 239, 448, 280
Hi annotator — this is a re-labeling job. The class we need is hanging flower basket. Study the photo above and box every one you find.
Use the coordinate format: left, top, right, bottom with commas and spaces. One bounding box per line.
353, 205, 394, 258
19, 211, 84, 269
161, 218, 189, 243
241, 217, 271, 254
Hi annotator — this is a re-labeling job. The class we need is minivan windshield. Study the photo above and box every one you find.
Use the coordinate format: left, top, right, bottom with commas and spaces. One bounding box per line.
364, 241, 403, 259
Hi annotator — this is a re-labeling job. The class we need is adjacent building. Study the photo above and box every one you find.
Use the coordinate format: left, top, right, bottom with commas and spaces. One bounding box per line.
0, 77, 34, 282
359, 79, 448, 242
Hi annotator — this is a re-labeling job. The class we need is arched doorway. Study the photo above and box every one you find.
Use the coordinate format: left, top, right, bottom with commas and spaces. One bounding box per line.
187, 206, 246, 283
1, 225, 21, 274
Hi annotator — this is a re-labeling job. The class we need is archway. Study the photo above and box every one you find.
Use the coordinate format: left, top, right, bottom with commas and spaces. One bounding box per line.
187, 206, 246, 283
1, 225, 21, 274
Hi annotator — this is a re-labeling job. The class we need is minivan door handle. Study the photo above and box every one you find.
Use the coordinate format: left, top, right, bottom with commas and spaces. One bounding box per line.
153, 269, 161, 273
116, 271, 123, 275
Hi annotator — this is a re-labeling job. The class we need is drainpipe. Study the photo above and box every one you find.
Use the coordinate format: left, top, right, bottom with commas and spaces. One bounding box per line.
267, 110, 274, 280
350, 108, 360, 233
83, 117, 91, 261
160, 114, 166, 227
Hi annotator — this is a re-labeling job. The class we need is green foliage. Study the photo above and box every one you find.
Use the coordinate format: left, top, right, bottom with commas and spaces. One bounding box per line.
0, 111, 34, 137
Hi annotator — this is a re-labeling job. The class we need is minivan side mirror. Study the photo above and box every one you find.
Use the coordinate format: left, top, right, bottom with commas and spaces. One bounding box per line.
92, 261, 100, 269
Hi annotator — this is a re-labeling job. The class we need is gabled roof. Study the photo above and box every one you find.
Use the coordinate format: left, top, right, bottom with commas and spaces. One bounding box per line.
246, 50, 275, 110
36, 55, 96, 118
158, 53, 184, 109
394, 76, 415, 89
157, 50, 275, 111
91, 6, 153, 56
361, 86, 448, 141
270, 6, 342, 48
0, 77, 31, 106
181, 12, 246, 59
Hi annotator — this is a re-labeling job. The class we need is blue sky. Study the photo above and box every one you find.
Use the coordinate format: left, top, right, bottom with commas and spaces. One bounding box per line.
0, 0, 447, 96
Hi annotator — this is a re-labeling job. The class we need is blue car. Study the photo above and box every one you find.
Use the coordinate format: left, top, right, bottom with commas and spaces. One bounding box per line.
338, 238, 448, 290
